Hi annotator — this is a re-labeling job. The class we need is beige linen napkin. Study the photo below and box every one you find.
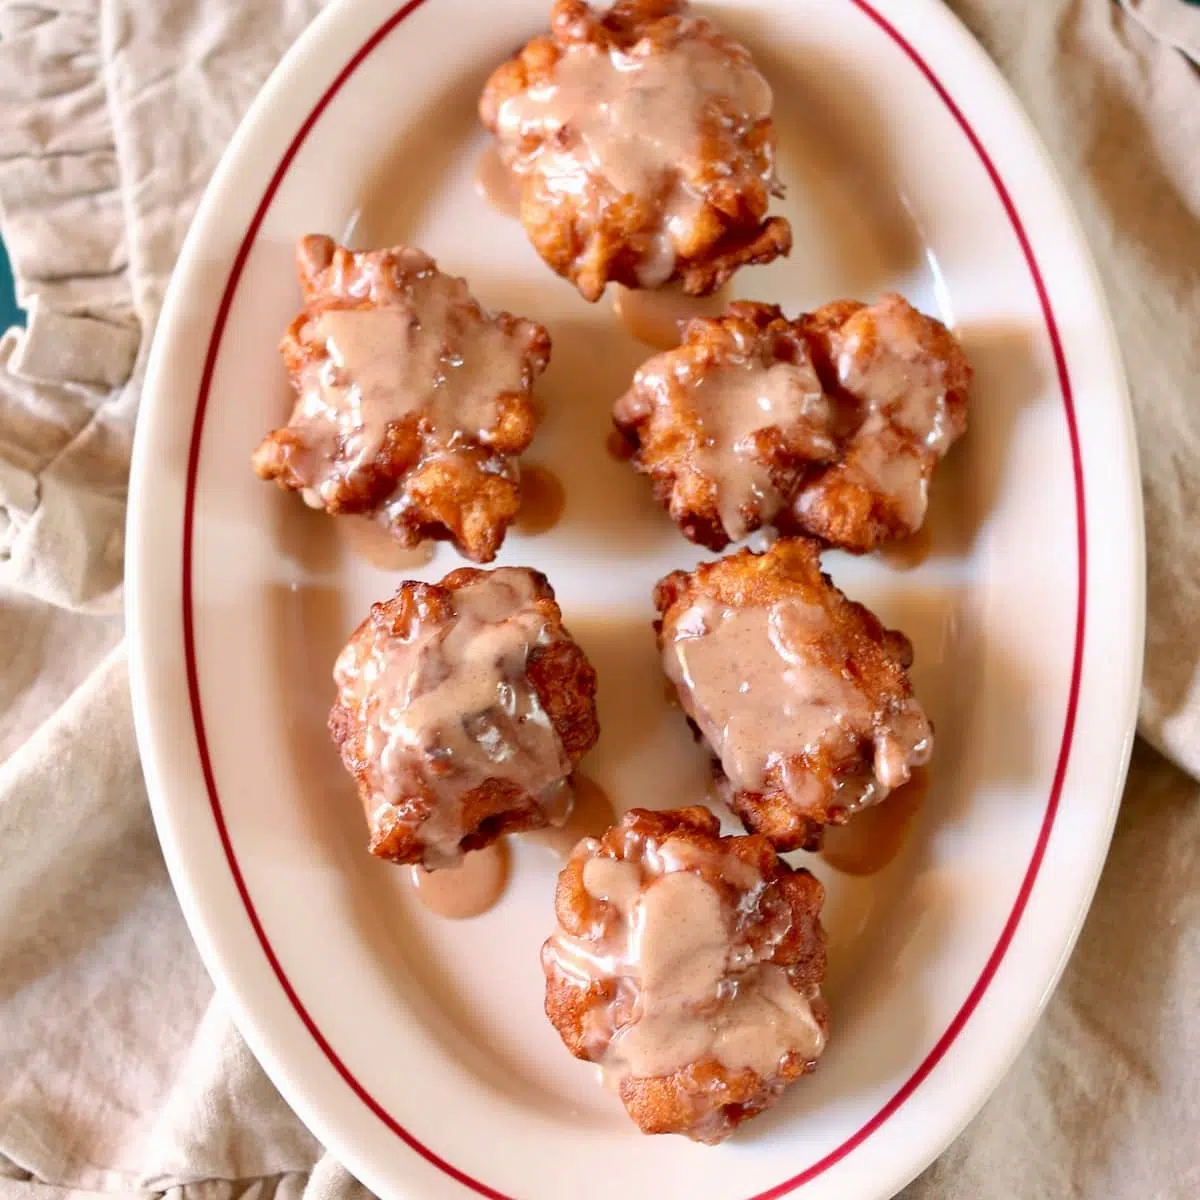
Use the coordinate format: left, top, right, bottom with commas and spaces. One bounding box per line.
1119, 0, 1200, 60
0, 1, 1196, 1198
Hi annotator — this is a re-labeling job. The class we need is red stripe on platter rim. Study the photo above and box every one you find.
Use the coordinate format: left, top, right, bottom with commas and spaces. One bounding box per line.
178, 2, 1089, 1196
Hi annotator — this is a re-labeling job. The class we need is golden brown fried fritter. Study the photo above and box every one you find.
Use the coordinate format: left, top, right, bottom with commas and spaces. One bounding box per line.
613, 300, 840, 548
329, 566, 598, 869
654, 539, 932, 850
783, 293, 971, 551
251, 235, 550, 562
614, 294, 971, 552
543, 806, 828, 1143
479, 0, 791, 301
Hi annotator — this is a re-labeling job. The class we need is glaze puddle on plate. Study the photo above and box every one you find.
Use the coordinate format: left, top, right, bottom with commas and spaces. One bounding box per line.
611, 281, 733, 350
516, 463, 566, 536
409, 841, 511, 919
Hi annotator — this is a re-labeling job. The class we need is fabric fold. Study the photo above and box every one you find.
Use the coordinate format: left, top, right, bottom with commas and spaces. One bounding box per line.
10, 300, 139, 388
1118, 0, 1200, 64
0, 1, 337, 1195
0, 0, 135, 612
0, 1, 129, 316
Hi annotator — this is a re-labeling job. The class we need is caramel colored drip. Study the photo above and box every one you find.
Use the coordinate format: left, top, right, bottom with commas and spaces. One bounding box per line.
495, 28, 773, 287
333, 568, 571, 866
662, 596, 931, 813
339, 514, 435, 571
877, 522, 933, 571
834, 416, 930, 530
515, 464, 566, 535
293, 261, 532, 507
544, 834, 824, 1087
821, 767, 929, 875
525, 774, 614, 859
408, 840, 510, 918
605, 428, 636, 462
612, 282, 732, 351
691, 358, 831, 541
665, 597, 856, 793
833, 298, 956, 529
632, 331, 837, 541
474, 143, 522, 219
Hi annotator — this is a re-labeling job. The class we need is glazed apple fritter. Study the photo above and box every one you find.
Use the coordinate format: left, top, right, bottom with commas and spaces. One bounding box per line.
544, 805, 828, 1143
479, 0, 791, 301
614, 294, 971, 553
251, 235, 550, 563
654, 538, 933, 851
329, 566, 599, 869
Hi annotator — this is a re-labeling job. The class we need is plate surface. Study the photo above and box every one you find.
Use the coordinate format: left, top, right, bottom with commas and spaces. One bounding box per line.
126, 1, 1144, 1198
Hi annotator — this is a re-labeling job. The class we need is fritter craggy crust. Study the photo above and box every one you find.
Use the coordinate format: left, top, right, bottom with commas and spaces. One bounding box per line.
251, 235, 551, 562
329, 567, 599, 867
479, 0, 791, 301
655, 539, 932, 851
544, 806, 828, 1142
784, 294, 971, 551
613, 300, 838, 549
614, 295, 971, 552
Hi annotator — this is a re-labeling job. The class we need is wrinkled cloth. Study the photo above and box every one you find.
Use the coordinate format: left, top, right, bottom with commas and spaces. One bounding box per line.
1118, 0, 1200, 62
0, 1, 1196, 1198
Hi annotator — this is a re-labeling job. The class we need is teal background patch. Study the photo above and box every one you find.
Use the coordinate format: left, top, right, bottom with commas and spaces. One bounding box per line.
0, 238, 24, 329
